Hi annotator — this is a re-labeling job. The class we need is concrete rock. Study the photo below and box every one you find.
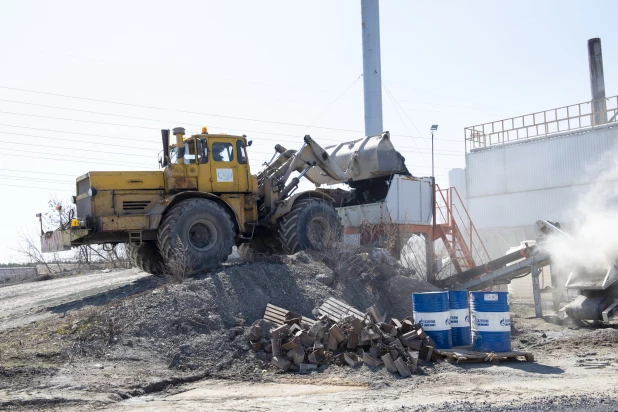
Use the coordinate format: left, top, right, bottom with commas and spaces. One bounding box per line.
316, 273, 335, 286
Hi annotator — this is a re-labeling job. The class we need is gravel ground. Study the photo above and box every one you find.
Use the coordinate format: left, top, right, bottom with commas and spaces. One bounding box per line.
0, 252, 617, 411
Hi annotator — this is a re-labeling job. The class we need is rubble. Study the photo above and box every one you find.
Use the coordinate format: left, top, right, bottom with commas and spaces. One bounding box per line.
250, 301, 436, 378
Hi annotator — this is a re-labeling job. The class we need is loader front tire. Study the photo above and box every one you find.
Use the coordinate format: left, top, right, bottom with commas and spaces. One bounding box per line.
127, 242, 165, 275
277, 198, 343, 255
157, 198, 235, 275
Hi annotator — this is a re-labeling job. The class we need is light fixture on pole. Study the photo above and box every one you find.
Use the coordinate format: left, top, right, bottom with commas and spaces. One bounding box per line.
430, 125, 438, 179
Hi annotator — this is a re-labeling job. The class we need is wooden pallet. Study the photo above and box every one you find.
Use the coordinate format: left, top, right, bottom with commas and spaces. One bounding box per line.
316, 297, 366, 322
263, 303, 316, 326
435, 347, 534, 363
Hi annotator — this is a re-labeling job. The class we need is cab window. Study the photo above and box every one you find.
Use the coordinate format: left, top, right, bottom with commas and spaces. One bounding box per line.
184, 140, 197, 164
197, 138, 208, 164
212, 142, 234, 162
236, 140, 247, 164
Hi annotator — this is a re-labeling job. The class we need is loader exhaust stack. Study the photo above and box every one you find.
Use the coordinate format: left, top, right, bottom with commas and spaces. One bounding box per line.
161, 129, 170, 167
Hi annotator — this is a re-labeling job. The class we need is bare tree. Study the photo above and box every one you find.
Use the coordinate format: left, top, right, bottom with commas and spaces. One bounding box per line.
14, 196, 131, 276
15, 228, 55, 275
400, 235, 457, 281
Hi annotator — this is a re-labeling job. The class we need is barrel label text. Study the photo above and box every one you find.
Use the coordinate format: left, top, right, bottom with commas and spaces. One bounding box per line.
413, 311, 451, 331
471, 312, 511, 332
484, 293, 499, 301
450, 308, 471, 327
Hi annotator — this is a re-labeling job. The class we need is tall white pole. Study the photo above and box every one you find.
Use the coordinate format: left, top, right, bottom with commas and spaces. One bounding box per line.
361, 0, 383, 137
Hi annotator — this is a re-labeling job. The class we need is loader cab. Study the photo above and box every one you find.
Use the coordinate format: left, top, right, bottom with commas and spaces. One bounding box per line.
204, 135, 252, 193
167, 131, 252, 194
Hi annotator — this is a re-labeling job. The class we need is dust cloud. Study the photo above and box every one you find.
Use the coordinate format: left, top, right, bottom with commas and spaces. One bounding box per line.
542, 148, 618, 275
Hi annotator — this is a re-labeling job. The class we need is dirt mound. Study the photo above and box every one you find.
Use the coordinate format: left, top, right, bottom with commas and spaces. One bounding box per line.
55, 250, 437, 379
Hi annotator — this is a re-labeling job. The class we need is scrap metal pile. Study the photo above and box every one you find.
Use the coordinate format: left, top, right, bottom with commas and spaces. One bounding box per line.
249, 299, 436, 378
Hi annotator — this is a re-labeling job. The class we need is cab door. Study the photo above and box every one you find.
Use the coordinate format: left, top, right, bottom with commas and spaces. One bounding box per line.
235, 139, 252, 193
209, 138, 239, 193
196, 137, 214, 193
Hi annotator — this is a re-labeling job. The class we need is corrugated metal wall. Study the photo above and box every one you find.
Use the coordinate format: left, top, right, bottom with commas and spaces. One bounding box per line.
463, 125, 618, 258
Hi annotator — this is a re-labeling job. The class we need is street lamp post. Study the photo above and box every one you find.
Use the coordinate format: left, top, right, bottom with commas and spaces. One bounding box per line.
429, 125, 438, 283
430, 125, 438, 179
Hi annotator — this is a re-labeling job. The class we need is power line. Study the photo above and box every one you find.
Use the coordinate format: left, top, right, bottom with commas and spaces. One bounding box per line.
382, 81, 430, 149
0, 183, 74, 192
0, 88, 462, 143
0, 168, 78, 177
0, 86, 367, 133
1, 139, 154, 158
0, 132, 282, 158
303, 74, 362, 132
383, 84, 428, 166
0, 84, 500, 124
0, 149, 152, 168
0, 175, 73, 184
0, 130, 160, 151
0, 116, 462, 155
0, 123, 159, 143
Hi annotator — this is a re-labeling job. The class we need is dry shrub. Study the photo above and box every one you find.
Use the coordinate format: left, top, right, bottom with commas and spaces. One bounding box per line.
164, 237, 194, 283
57, 306, 125, 359
306, 221, 379, 279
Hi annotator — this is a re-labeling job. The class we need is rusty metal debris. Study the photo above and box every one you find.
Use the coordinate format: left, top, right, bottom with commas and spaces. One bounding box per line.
251, 300, 436, 378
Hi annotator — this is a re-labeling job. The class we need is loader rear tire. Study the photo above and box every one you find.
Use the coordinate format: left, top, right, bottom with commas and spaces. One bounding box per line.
157, 198, 235, 275
127, 242, 165, 275
277, 198, 343, 255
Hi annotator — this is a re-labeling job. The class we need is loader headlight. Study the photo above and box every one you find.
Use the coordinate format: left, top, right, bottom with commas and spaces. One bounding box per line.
88, 188, 98, 197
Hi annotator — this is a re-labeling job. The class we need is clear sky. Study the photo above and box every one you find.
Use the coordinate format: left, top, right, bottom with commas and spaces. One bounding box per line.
1, 0, 616, 262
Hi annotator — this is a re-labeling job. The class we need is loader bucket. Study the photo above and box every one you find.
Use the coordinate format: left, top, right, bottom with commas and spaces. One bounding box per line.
304, 132, 408, 185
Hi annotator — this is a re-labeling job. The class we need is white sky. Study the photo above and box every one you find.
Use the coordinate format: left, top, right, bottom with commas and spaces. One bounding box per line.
1, 0, 616, 262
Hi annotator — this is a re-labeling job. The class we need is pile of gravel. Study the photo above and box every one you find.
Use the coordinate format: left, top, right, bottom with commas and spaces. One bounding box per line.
60, 250, 438, 378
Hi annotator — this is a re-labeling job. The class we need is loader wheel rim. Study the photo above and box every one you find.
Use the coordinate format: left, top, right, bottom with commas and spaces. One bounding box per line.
308, 216, 329, 245
188, 220, 218, 251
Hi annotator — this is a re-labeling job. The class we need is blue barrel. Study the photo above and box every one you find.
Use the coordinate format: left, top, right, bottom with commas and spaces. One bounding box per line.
470, 292, 511, 352
412, 291, 452, 349
448, 291, 471, 346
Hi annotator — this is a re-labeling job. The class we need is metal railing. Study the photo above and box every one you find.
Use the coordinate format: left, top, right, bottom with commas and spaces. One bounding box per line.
465, 95, 618, 151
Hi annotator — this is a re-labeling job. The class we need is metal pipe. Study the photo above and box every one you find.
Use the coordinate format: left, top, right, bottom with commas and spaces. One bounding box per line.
588, 38, 607, 125
361, 0, 384, 136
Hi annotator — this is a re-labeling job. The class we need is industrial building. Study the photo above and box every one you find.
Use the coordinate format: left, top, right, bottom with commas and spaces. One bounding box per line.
451, 38, 618, 260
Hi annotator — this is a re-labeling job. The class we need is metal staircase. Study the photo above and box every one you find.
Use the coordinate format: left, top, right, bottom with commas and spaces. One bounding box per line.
434, 185, 490, 273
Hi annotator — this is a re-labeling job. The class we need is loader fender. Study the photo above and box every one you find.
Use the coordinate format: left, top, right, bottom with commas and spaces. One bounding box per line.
271, 190, 335, 222
146, 191, 241, 234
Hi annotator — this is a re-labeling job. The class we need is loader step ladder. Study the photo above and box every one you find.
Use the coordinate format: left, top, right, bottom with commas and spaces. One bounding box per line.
434, 185, 490, 273
129, 231, 142, 247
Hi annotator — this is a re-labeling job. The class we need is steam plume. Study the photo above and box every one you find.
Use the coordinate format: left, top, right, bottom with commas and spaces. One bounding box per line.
542, 148, 618, 274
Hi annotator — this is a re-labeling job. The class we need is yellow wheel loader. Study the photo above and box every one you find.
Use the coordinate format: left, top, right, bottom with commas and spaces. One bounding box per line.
41, 126, 408, 275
